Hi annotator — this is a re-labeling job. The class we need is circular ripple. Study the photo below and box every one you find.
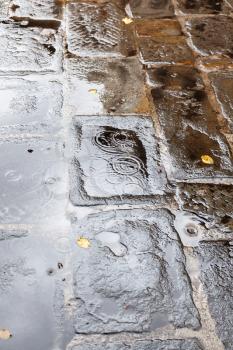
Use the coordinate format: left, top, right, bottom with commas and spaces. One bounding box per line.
111, 155, 144, 176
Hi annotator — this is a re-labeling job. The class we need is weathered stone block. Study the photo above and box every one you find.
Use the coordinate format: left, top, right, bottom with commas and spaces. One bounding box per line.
186, 16, 233, 58
71, 209, 200, 333
69, 116, 169, 205
9, 0, 63, 18
129, 0, 174, 18
0, 230, 71, 350
209, 72, 233, 132
135, 19, 182, 37
0, 138, 67, 224
66, 2, 136, 57
177, 0, 231, 14
0, 21, 62, 73
0, 0, 9, 19
0, 76, 62, 133
67, 335, 204, 350
65, 57, 150, 115
148, 66, 233, 181
194, 242, 233, 350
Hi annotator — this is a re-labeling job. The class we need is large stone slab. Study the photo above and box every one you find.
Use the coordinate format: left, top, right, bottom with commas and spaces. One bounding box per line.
9, 0, 63, 18
186, 16, 233, 58
69, 116, 169, 206
0, 138, 67, 225
194, 242, 233, 350
209, 72, 233, 132
67, 335, 204, 350
147, 66, 233, 181
0, 76, 62, 133
177, 0, 231, 14
129, 0, 174, 18
0, 228, 72, 350
70, 209, 200, 333
66, 2, 136, 57
65, 57, 150, 115
0, 20, 61, 73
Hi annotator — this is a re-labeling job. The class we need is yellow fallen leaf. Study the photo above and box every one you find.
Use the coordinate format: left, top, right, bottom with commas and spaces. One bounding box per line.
77, 237, 90, 249
122, 17, 133, 25
88, 88, 97, 95
0, 329, 12, 340
201, 155, 214, 165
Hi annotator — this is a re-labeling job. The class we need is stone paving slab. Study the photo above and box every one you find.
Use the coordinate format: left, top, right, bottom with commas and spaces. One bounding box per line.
0, 228, 72, 350
135, 19, 183, 37
0, 0, 9, 19
70, 209, 200, 333
67, 335, 204, 350
128, 0, 174, 18
66, 2, 136, 57
147, 66, 233, 181
176, 0, 231, 14
209, 72, 233, 133
0, 20, 62, 73
186, 16, 233, 59
9, 0, 63, 19
65, 57, 150, 115
0, 76, 62, 133
176, 183, 233, 233
0, 138, 67, 225
194, 242, 233, 350
69, 116, 170, 206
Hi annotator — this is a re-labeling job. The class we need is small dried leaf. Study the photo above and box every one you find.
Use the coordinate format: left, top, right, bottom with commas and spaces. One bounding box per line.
77, 237, 91, 249
88, 88, 97, 95
201, 155, 214, 165
0, 329, 12, 340
122, 17, 133, 25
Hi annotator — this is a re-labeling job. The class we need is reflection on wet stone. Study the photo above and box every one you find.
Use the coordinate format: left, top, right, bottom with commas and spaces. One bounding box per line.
186, 16, 233, 58
194, 242, 233, 350
65, 57, 150, 115
71, 209, 200, 333
177, 0, 230, 14
67, 2, 135, 57
148, 66, 233, 181
0, 22, 61, 72
70, 116, 168, 205
129, 0, 174, 18
67, 336, 204, 350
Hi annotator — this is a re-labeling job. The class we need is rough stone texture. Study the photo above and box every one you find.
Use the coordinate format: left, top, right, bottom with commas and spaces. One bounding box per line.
129, 0, 174, 18
194, 242, 233, 350
147, 66, 233, 181
209, 72, 233, 132
177, 183, 233, 232
0, 76, 62, 133
176, 0, 231, 14
0, 230, 70, 350
68, 335, 204, 350
70, 116, 169, 205
186, 16, 233, 58
0, 21, 62, 73
0, 0, 9, 19
65, 57, 150, 115
0, 138, 67, 224
135, 19, 182, 37
71, 209, 200, 333
9, 0, 63, 18
66, 2, 136, 57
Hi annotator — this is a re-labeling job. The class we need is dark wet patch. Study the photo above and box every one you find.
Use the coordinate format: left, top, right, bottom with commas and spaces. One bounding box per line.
179, 0, 224, 13
11, 16, 61, 30
43, 43, 56, 55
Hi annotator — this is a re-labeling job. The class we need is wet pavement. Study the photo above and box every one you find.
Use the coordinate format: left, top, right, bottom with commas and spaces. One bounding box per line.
0, 1, 233, 350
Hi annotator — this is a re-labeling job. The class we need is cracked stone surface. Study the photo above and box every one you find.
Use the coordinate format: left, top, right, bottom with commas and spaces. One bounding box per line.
194, 242, 233, 350
70, 116, 169, 205
65, 57, 150, 115
67, 335, 204, 350
70, 209, 200, 333
0, 21, 62, 73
